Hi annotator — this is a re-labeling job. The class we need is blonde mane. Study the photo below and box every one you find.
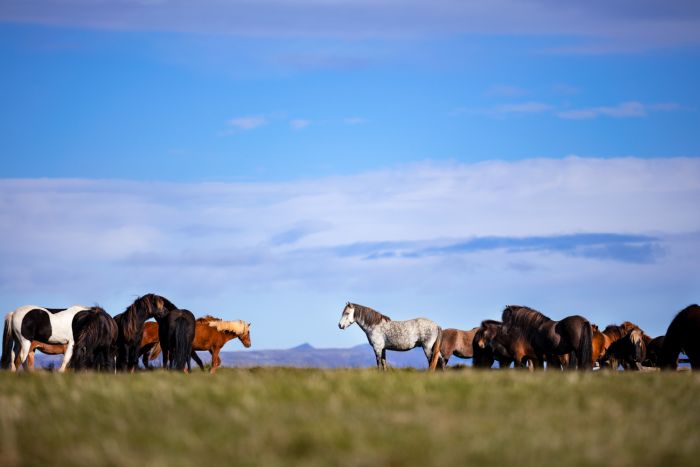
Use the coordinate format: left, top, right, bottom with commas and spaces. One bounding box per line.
198, 315, 249, 334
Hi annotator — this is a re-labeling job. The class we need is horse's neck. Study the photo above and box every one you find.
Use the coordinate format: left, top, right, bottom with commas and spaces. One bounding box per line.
223, 332, 241, 344
354, 318, 378, 336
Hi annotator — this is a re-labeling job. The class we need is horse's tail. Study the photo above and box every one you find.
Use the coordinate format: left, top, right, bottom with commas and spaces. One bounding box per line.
1, 312, 14, 369
71, 311, 114, 370
149, 342, 162, 361
173, 317, 191, 371
429, 326, 443, 371
579, 321, 593, 371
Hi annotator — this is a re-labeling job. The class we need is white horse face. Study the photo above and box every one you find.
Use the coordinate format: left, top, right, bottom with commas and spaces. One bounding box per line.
338, 304, 355, 329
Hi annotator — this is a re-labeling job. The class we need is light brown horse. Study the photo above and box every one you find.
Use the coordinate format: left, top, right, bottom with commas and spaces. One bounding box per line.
438, 327, 478, 368
13, 341, 67, 370
139, 316, 252, 373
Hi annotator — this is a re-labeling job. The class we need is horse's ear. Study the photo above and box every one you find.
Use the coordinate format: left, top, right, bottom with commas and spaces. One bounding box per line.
346, 301, 350, 306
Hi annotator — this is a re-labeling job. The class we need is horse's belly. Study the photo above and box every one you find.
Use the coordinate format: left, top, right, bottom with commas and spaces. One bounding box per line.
384, 334, 419, 351
48, 315, 74, 344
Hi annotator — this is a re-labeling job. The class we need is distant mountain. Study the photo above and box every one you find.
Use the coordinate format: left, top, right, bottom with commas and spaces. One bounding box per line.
31, 343, 472, 369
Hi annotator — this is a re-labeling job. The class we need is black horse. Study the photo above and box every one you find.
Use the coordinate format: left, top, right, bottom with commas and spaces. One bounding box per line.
70, 307, 118, 371
114, 294, 177, 372
501, 305, 593, 370
659, 304, 700, 370
157, 308, 196, 372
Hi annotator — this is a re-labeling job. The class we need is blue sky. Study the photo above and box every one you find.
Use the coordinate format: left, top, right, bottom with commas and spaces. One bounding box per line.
1, 1, 699, 350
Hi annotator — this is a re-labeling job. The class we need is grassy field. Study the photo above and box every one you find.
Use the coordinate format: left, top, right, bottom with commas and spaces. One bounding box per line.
1, 368, 698, 467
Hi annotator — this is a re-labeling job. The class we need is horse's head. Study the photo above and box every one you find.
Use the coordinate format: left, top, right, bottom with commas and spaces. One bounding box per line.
338, 302, 355, 329
141, 294, 175, 319
629, 329, 646, 363
477, 320, 500, 348
239, 322, 252, 348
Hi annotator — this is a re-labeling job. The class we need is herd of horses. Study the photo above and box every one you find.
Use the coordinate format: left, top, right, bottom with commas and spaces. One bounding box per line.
1, 294, 251, 373
338, 302, 700, 371
1, 294, 697, 373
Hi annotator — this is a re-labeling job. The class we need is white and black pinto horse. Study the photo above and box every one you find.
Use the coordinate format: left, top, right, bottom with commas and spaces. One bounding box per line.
2, 305, 99, 372
338, 302, 443, 371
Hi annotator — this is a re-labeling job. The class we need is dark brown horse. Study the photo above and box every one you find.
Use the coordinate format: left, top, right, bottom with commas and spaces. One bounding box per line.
598, 322, 648, 370
439, 327, 478, 368
642, 336, 665, 367
472, 321, 513, 368
158, 308, 196, 372
501, 305, 593, 370
475, 320, 539, 370
114, 294, 177, 372
139, 317, 252, 372
659, 304, 700, 370
70, 307, 118, 371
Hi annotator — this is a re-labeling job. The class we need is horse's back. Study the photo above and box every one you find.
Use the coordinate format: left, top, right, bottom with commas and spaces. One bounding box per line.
381, 317, 439, 350
47, 305, 90, 343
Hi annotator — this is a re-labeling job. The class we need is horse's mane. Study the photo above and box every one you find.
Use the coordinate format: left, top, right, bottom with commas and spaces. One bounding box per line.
480, 319, 502, 328
501, 305, 552, 339
198, 315, 249, 334
118, 295, 162, 340
141, 293, 178, 312
351, 303, 391, 327
602, 324, 626, 341
620, 321, 642, 333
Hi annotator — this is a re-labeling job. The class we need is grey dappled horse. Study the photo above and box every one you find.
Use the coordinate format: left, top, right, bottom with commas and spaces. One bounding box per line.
338, 302, 443, 371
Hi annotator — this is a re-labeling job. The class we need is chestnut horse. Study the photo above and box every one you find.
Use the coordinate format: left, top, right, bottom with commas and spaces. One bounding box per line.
11, 341, 66, 370
139, 316, 252, 373
439, 327, 478, 368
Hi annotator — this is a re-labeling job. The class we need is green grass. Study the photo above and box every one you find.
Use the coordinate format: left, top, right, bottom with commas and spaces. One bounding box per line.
1, 368, 699, 467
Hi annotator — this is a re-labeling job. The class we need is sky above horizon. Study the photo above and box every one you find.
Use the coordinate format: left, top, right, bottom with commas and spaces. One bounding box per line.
1, 1, 699, 350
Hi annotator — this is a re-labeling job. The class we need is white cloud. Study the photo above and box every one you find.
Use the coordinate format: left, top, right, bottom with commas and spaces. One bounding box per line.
227, 115, 268, 131
2, 1, 700, 52
344, 117, 367, 125
557, 101, 684, 120
1, 157, 699, 347
493, 101, 553, 114
557, 101, 646, 119
290, 119, 310, 130
454, 102, 554, 117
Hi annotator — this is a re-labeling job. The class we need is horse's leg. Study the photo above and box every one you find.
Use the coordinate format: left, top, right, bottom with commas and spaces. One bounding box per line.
18, 338, 31, 371
373, 346, 383, 370
58, 341, 74, 373
210, 348, 221, 374
141, 350, 151, 370
13, 340, 21, 371
27, 348, 35, 370
190, 351, 204, 371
